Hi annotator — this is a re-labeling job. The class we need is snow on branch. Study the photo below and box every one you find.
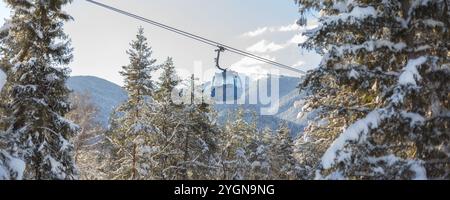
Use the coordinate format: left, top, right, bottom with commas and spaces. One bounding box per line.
0, 69, 6, 91
320, 109, 387, 169
332, 40, 406, 56
323, 6, 378, 25
367, 154, 427, 180
318, 56, 429, 178
398, 56, 427, 87
0, 150, 25, 180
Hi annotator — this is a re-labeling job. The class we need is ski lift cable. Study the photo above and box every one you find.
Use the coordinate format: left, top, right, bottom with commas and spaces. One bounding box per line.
85, 0, 306, 75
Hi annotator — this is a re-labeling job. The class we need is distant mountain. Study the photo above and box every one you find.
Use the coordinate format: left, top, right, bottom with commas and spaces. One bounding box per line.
67, 76, 127, 126
67, 75, 306, 135
211, 75, 306, 136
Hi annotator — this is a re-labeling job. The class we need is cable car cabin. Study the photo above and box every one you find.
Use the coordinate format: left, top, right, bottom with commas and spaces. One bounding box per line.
211, 70, 242, 103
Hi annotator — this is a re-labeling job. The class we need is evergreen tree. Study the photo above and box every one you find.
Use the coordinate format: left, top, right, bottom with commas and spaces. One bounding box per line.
150, 57, 185, 179
107, 27, 158, 180
220, 109, 258, 180
179, 75, 221, 180
0, 0, 78, 180
248, 128, 272, 180
121, 27, 157, 103
154, 57, 178, 103
295, 0, 449, 179
271, 123, 297, 180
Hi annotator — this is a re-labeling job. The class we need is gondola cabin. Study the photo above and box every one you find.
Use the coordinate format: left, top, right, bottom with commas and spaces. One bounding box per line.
210, 70, 242, 103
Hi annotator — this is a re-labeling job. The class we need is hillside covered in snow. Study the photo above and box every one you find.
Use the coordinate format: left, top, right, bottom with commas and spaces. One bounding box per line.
67, 76, 128, 126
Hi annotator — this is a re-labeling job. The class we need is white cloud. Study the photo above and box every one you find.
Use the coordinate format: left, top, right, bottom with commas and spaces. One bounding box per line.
230, 56, 275, 78
278, 23, 299, 32
236, 19, 322, 77
246, 40, 287, 53
241, 27, 269, 37
242, 22, 300, 38
293, 60, 305, 67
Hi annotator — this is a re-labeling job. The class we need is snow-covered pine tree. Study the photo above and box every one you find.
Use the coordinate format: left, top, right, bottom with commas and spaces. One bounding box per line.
0, 0, 78, 180
107, 27, 158, 180
179, 75, 222, 180
0, 14, 16, 180
0, 18, 10, 131
248, 128, 272, 180
220, 109, 258, 180
295, 0, 449, 179
271, 123, 297, 180
121, 27, 157, 104
151, 57, 185, 179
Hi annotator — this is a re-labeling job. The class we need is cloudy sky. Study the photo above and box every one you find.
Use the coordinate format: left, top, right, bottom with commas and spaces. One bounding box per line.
0, 0, 321, 86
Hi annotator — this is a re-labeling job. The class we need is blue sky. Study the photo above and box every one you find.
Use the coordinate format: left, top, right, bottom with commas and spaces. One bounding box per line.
0, 0, 320, 86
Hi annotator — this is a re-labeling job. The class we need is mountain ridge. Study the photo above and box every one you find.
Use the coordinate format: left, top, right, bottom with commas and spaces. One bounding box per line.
67, 75, 305, 135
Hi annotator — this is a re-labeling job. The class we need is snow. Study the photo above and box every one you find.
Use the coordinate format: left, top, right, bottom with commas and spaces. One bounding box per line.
348, 69, 359, 79
321, 109, 384, 169
0, 20, 11, 33
0, 69, 6, 91
368, 154, 401, 166
317, 119, 329, 127
332, 0, 354, 12
0, 166, 6, 179
399, 56, 427, 86
59, 135, 71, 151
368, 154, 427, 180
49, 41, 65, 50
324, 6, 378, 24
35, 29, 43, 39
0, 151, 25, 180
8, 156, 25, 180
401, 111, 425, 128
56, 114, 79, 132
334, 40, 406, 56
410, 162, 427, 180
45, 155, 65, 179
45, 73, 59, 82
256, 145, 265, 154
323, 170, 345, 180
422, 19, 445, 27
415, 45, 431, 52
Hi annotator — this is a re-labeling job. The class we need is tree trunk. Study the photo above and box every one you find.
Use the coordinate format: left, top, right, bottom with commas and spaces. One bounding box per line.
132, 143, 137, 179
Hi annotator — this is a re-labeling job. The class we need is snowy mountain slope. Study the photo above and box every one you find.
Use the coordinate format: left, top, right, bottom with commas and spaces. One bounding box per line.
211, 75, 306, 135
67, 76, 127, 126
67, 75, 306, 135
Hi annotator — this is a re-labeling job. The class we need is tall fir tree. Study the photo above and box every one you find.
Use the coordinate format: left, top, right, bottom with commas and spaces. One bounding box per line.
295, 0, 449, 179
248, 128, 272, 180
107, 27, 158, 180
0, 19, 10, 133
271, 123, 297, 180
220, 109, 258, 180
150, 57, 185, 179
180, 74, 221, 180
0, 0, 78, 180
